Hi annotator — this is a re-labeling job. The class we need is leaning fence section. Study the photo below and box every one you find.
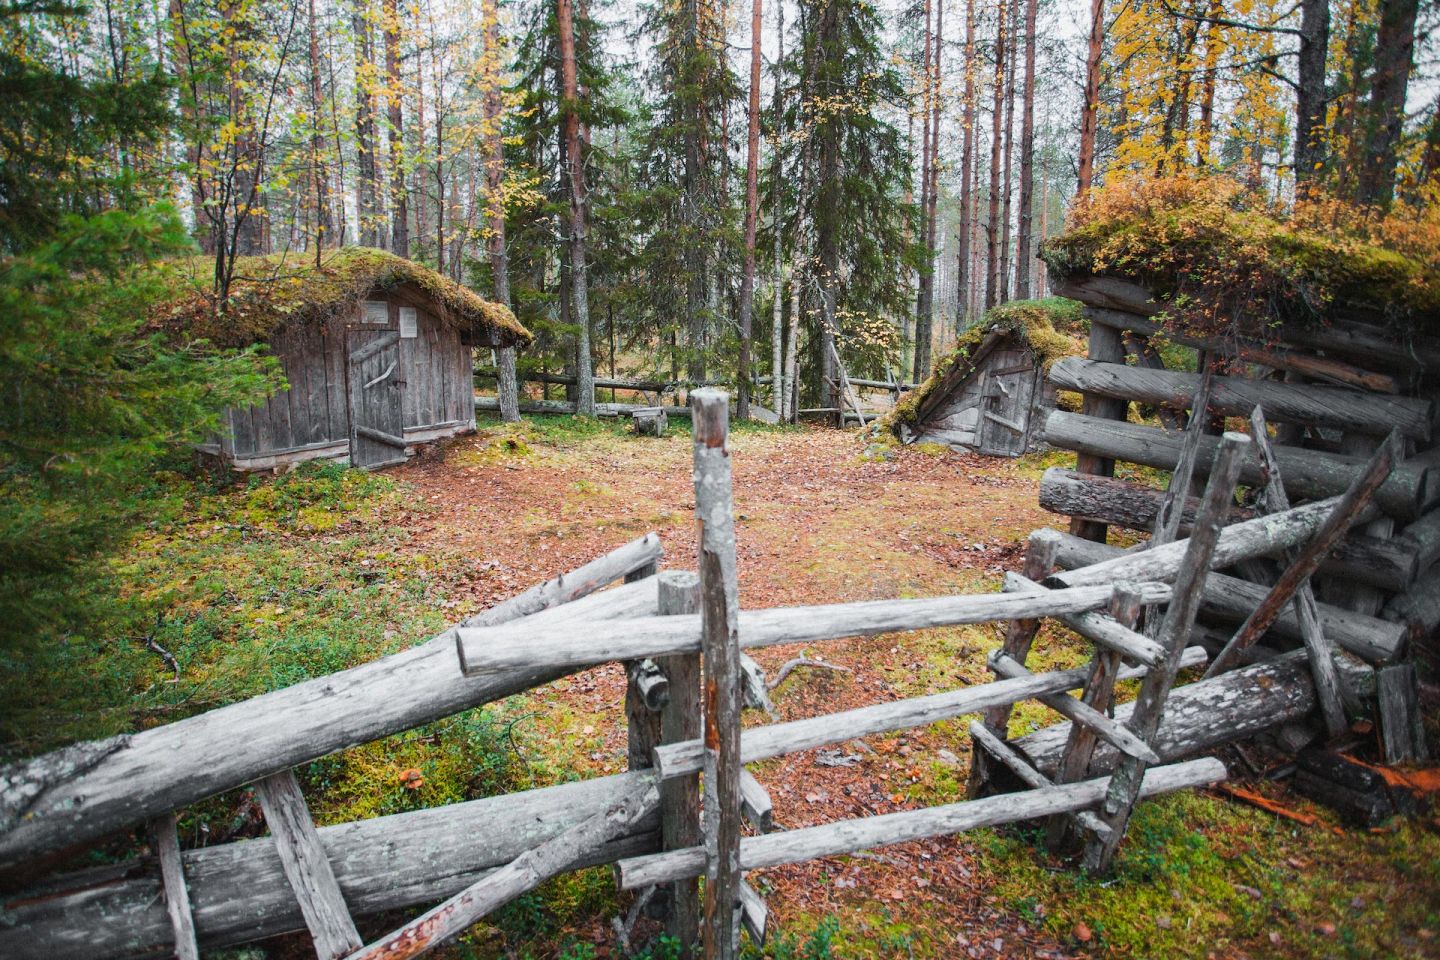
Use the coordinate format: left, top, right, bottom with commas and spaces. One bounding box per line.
1, 379, 1409, 959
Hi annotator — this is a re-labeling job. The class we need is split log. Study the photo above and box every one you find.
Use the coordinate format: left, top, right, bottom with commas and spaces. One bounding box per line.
614, 758, 1227, 889
152, 812, 200, 960
1037, 467, 1418, 590
1040, 411, 1432, 518
1013, 649, 1377, 777
655, 570, 702, 949
691, 388, 743, 960
343, 777, 660, 960
650, 649, 1207, 779
0, 538, 663, 876
1052, 533, 1406, 663
738, 879, 767, 946
1292, 750, 1403, 826
1048, 357, 1433, 441
966, 722, 1112, 839
254, 770, 362, 959
456, 582, 1177, 676
0, 772, 661, 960
1002, 573, 1164, 665
1377, 664, 1430, 765
739, 771, 774, 833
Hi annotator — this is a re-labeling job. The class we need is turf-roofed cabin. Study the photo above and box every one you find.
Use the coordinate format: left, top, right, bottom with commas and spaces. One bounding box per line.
882, 299, 1085, 456
167, 249, 531, 471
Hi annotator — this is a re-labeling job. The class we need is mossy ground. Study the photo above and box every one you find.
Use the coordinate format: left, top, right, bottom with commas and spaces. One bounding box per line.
8, 415, 1437, 959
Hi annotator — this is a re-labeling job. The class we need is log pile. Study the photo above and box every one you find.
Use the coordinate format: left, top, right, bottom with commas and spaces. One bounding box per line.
1041, 273, 1435, 772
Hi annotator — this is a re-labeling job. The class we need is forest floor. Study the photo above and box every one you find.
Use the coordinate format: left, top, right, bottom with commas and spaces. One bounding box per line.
6, 413, 1439, 959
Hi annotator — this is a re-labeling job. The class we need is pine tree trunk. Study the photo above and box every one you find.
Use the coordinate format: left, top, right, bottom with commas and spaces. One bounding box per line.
1076, 0, 1104, 199
984, 0, 1006, 310
353, 0, 381, 247
1013, 0, 1037, 299
483, 0, 519, 423
384, 0, 408, 256
911, 0, 934, 383
921, 0, 944, 370
1356, 0, 1417, 206
307, 0, 331, 255
557, 0, 594, 415
955, 0, 975, 332
1294, 0, 1330, 192
771, 0, 786, 420
998, 0, 1017, 305
737, 0, 763, 421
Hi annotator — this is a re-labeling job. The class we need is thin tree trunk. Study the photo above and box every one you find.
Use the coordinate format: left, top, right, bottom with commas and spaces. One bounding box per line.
1076, 0, 1104, 199
737, 0, 763, 420
483, 0, 519, 423
912, 0, 935, 382
1014, 0, 1037, 298
984, 0, 1006, 310
954, 0, 975, 332
307, 0, 331, 257
353, 0, 381, 247
998, 0, 1017, 304
1356, 0, 1417, 206
771, 0, 786, 420
1196, 0, 1220, 168
557, 0, 594, 415
383, 0, 408, 256
1294, 0, 1330, 192
922, 0, 944, 368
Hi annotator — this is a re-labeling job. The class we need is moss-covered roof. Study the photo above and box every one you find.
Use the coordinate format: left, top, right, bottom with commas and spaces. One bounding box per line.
1040, 176, 1440, 336
155, 248, 531, 348
879, 297, 1086, 437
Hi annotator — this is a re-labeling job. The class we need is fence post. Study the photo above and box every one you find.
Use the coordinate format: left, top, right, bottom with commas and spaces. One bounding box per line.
691, 388, 743, 959
655, 570, 702, 950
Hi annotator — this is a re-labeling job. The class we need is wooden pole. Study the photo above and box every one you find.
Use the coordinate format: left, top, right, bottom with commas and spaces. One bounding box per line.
969, 528, 1061, 795
1083, 431, 1250, 872
1045, 581, 1142, 849
1207, 429, 1402, 679
691, 388, 743, 960
656, 570, 702, 950
152, 812, 200, 960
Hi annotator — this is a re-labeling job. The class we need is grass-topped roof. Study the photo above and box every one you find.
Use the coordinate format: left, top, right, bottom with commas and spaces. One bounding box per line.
879, 297, 1085, 437
1040, 176, 1440, 336
155, 247, 531, 348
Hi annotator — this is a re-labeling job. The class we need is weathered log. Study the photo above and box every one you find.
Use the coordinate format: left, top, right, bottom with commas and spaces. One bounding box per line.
1397, 506, 1440, 574
1382, 559, 1440, 644
989, 653, 1160, 763
1071, 312, 1130, 541
650, 649, 1207, 779
1014, 649, 1377, 776
0, 772, 661, 960
1054, 278, 1403, 393
254, 770, 363, 959
1040, 411, 1431, 518
966, 722, 1112, 839
655, 570, 702, 949
1052, 533, 1406, 663
738, 771, 774, 833
691, 388, 744, 960
1037, 467, 1418, 590
462, 533, 662, 628
1292, 750, 1400, 826
971, 530, 1063, 795
1083, 431, 1249, 871
1048, 357, 1434, 441
1377, 664, 1430, 765
475, 397, 696, 418
738, 878, 767, 946
0, 540, 663, 876
342, 778, 660, 960
1002, 572, 1164, 665
152, 812, 200, 960
456, 582, 1177, 676
614, 758, 1227, 889
473, 367, 674, 394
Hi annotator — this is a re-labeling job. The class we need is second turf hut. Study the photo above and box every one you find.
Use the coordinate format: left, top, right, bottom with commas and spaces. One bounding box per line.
883, 299, 1085, 456
165, 249, 530, 471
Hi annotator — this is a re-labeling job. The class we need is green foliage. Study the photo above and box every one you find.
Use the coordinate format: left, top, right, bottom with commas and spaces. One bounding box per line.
0, 207, 282, 648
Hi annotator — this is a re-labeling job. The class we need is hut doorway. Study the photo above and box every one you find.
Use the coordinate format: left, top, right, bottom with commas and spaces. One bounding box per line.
977, 347, 1037, 456
347, 328, 408, 469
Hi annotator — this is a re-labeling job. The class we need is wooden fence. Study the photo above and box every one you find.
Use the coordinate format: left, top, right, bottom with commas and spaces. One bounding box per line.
3, 386, 1397, 960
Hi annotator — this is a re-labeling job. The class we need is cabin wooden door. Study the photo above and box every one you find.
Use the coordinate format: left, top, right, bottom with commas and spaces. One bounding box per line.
347, 329, 407, 469
976, 349, 1034, 457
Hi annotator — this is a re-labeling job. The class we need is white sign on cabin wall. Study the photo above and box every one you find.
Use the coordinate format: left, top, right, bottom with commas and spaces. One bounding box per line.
399, 306, 418, 338
362, 300, 389, 324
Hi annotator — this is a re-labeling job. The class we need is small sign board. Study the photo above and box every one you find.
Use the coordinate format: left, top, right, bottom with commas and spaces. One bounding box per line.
362, 300, 390, 324
399, 306, 418, 338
